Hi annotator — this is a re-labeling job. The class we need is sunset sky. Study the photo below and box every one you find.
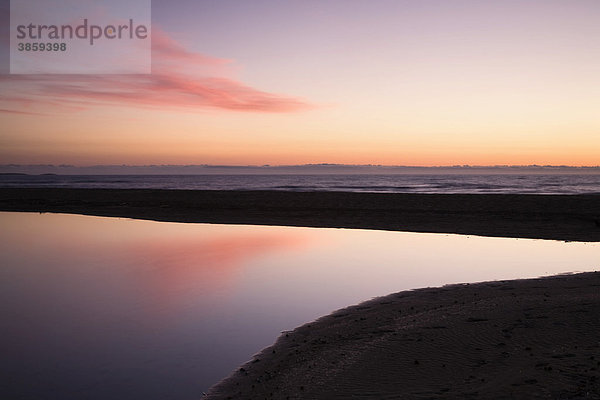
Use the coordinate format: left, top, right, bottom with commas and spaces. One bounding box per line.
1, 0, 599, 166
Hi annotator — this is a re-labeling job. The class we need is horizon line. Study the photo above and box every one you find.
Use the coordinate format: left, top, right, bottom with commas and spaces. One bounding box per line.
2, 163, 600, 169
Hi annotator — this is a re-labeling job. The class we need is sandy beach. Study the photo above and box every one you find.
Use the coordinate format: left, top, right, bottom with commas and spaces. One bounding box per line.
206, 272, 600, 399
0, 188, 598, 242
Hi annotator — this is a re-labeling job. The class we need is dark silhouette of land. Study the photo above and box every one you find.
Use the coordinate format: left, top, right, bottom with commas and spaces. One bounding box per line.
1, 163, 600, 175
0, 188, 598, 241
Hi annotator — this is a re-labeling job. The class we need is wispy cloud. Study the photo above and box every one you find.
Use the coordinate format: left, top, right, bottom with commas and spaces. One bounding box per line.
0, 28, 314, 114
0, 108, 45, 116
151, 28, 230, 69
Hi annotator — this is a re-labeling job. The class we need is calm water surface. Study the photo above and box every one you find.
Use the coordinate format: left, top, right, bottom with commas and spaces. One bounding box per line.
1, 212, 598, 399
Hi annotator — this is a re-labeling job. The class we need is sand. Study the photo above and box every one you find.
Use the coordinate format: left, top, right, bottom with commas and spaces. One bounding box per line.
0, 188, 599, 241
205, 272, 600, 399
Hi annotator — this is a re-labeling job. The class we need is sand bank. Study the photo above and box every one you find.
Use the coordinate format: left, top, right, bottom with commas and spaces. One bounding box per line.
206, 272, 600, 399
0, 188, 598, 241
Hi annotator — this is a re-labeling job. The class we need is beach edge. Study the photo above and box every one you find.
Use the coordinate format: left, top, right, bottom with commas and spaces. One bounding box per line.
205, 271, 600, 399
1, 188, 599, 242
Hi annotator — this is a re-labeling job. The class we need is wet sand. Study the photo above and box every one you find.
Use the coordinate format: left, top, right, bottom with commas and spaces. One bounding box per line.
0, 188, 598, 241
205, 272, 600, 399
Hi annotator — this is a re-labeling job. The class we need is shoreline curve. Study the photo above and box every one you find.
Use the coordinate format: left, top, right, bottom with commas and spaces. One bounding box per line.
205, 272, 600, 399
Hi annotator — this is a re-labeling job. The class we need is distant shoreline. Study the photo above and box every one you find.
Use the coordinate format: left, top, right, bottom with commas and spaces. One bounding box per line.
1, 188, 598, 242
1, 163, 600, 175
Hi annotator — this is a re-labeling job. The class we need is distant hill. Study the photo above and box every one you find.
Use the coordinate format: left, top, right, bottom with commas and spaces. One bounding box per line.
1, 164, 599, 175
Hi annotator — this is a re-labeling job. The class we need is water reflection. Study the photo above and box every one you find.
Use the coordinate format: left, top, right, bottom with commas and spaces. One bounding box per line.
0, 212, 598, 399
129, 234, 307, 312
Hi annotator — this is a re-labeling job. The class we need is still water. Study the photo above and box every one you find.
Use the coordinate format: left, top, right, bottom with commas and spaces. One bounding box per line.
1, 212, 598, 399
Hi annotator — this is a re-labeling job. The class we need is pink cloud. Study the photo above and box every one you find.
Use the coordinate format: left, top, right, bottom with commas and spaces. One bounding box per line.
0, 28, 314, 114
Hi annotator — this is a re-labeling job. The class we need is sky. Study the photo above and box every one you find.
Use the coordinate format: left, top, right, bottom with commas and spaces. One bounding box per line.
1, 0, 599, 166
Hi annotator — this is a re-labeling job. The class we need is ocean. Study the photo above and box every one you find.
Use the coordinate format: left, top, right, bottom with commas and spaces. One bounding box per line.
1, 174, 600, 194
